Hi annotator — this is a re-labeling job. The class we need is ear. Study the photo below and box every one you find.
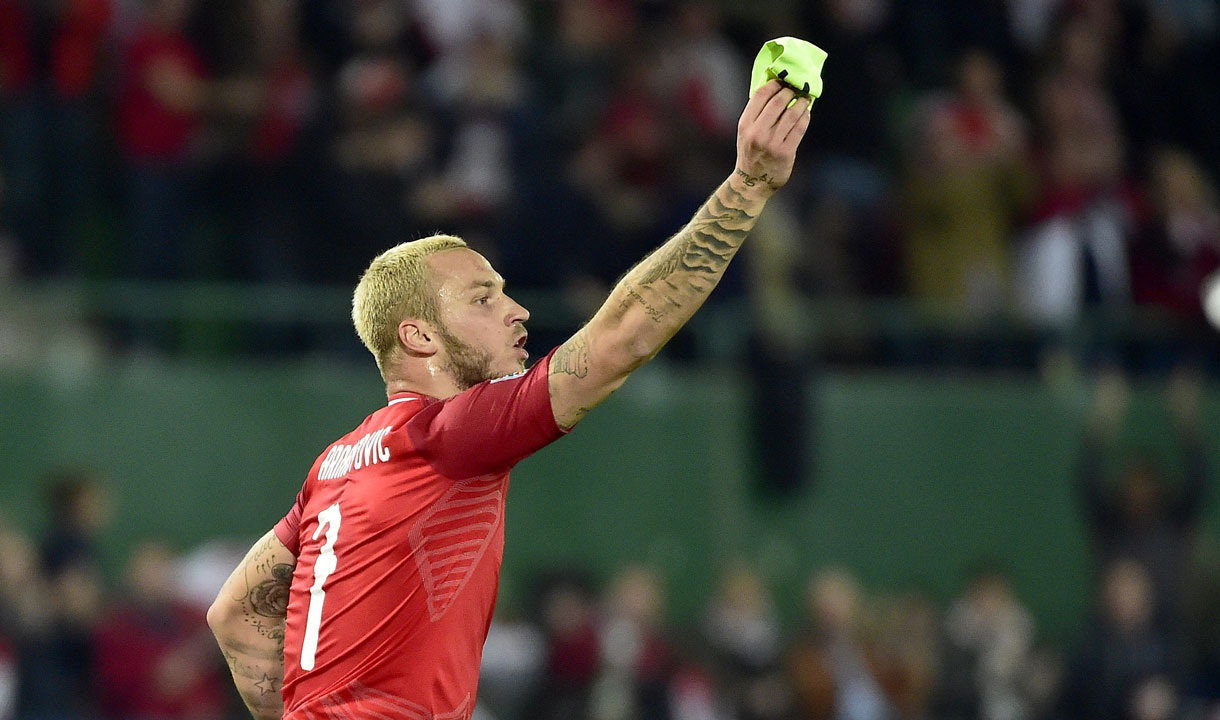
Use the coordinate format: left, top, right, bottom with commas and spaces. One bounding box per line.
398, 319, 439, 357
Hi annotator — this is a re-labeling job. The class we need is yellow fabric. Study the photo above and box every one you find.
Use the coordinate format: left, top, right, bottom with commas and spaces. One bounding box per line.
750, 37, 828, 107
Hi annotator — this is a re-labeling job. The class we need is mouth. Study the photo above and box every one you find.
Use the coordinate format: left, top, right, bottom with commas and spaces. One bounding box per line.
513, 332, 528, 359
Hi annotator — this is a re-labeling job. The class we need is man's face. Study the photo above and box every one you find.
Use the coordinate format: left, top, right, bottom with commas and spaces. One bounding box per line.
426, 249, 530, 390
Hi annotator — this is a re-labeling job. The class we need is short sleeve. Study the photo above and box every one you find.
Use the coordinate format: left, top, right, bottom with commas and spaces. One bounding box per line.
273, 487, 305, 556
407, 349, 568, 479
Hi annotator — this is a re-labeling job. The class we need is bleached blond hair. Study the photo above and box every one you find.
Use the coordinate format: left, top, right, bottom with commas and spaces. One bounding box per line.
352, 234, 468, 375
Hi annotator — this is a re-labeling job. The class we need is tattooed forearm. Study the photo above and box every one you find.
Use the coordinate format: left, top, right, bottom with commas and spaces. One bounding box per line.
218, 632, 286, 719
628, 180, 758, 301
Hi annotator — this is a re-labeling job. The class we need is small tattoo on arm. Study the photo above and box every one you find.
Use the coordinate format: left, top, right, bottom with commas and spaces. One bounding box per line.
734, 168, 776, 188
254, 673, 279, 696
550, 332, 590, 379
624, 286, 665, 323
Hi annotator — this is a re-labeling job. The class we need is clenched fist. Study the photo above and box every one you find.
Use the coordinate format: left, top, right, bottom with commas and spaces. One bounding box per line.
733, 80, 812, 195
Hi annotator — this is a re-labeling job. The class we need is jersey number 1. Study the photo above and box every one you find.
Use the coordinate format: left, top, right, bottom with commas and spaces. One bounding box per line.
301, 502, 341, 671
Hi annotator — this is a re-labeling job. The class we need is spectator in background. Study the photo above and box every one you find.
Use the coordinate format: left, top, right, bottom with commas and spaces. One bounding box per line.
506, 0, 634, 295
0, 634, 12, 720
593, 566, 676, 720
1014, 14, 1139, 329
567, 48, 678, 291
527, 571, 601, 720
653, 1, 744, 219
1061, 558, 1183, 720
703, 565, 791, 720
412, 23, 528, 261
934, 564, 1037, 720
796, 0, 899, 299
901, 48, 1035, 315
93, 540, 226, 720
18, 469, 112, 718
412, 0, 526, 56
116, 0, 207, 283
205, 0, 317, 285
871, 590, 940, 719
0, 522, 43, 719
1079, 365, 1208, 637
798, 0, 895, 184
327, 0, 432, 275
657, 1, 743, 146
40, 468, 111, 575
0, 0, 113, 276
1005, 0, 1065, 60
788, 568, 899, 720
478, 607, 546, 720
1129, 148, 1220, 330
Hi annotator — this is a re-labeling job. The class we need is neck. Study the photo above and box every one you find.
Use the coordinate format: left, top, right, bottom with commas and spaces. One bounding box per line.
384, 358, 463, 400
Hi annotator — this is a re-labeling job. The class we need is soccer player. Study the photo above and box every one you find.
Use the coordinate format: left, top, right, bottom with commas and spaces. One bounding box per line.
206, 79, 812, 720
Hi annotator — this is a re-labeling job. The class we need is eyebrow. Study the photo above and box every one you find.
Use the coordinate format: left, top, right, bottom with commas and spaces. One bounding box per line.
469, 278, 504, 291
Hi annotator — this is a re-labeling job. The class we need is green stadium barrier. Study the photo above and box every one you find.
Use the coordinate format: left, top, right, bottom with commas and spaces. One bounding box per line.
2, 359, 1216, 641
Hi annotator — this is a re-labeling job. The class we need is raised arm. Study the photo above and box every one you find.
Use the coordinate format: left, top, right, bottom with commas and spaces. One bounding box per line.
207, 530, 296, 720
548, 80, 813, 428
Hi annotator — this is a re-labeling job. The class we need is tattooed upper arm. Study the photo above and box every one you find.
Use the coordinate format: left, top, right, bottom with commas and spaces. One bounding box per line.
548, 329, 605, 429
211, 530, 295, 652
241, 535, 293, 620
230, 533, 295, 644
549, 330, 590, 381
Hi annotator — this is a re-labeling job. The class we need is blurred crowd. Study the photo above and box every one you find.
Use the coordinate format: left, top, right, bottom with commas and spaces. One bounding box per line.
0, 0, 1219, 357
0, 369, 1217, 720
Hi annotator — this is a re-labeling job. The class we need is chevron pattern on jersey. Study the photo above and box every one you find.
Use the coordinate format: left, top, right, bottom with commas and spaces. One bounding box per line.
294, 682, 470, 720
408, 474, 504, 621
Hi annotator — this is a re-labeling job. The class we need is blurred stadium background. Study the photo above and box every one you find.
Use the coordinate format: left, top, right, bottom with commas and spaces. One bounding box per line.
2, 0, 1220, 718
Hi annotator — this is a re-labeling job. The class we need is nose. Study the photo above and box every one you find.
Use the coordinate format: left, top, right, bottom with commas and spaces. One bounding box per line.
505, 294, 529, 325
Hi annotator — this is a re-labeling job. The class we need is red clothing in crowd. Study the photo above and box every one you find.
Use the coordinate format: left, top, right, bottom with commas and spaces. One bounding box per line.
92, 602, 227, 719
0, 0, 112, 97
274, 352, 566, 720
250, 55, 313, 163
115, 23, 205, 160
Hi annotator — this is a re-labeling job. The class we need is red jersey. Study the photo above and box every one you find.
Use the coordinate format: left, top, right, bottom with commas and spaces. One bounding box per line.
273, 353, 565, 719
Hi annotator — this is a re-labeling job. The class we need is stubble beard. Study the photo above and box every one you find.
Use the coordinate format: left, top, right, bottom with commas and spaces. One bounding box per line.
436, 324, 498, 391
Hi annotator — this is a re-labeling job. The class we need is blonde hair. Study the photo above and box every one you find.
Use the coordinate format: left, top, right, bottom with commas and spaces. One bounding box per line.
352, 234, 468, 374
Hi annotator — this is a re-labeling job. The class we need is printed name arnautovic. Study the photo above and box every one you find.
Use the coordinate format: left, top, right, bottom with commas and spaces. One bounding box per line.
317, 426, 393, 481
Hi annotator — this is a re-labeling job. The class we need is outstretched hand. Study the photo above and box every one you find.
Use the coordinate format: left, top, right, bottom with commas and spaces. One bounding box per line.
733, 80, 813, 194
